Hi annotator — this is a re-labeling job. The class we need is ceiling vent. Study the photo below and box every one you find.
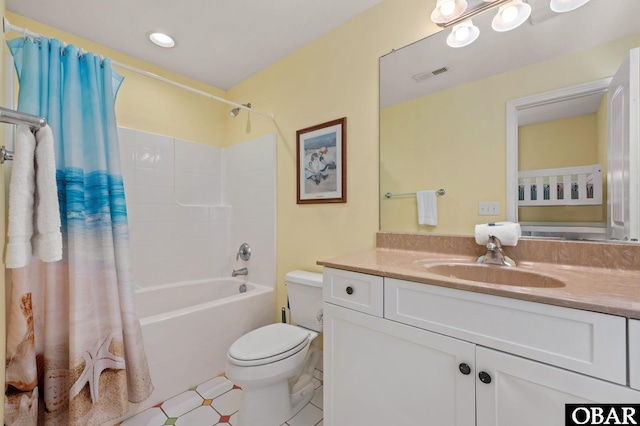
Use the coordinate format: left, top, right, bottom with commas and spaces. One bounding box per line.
412, 66, 450, 83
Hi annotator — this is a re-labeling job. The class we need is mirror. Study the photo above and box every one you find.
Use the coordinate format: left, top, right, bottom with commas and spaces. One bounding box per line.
505, 78, 611, 240
380, 0, 640, 240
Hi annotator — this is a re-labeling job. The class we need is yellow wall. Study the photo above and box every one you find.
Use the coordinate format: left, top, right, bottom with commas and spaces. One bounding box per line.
519, 115, 599, 171
225, 0, 441, 315
380, 32, 640, 235
518, 114, 603, 223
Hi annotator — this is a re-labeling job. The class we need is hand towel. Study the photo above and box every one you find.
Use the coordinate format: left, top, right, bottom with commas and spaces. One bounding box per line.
5, 125, 62, 269
6, 125, 37, 268
474, 221, 521, 246
32, 125, 62, 263
417, 190, 438, 226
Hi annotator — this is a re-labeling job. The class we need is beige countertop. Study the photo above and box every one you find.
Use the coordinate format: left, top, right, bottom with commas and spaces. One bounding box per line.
317, 232, 640, 320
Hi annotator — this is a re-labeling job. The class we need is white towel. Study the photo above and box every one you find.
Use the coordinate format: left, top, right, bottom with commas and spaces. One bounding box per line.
417, 190, 438, 226
5, 124, 62, 269
32, 125, 62, 262
474, 221, 521, 246
6, 125, 36, 268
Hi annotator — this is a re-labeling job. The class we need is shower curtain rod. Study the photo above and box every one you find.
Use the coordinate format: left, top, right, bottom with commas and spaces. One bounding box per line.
3, 17, 275, 121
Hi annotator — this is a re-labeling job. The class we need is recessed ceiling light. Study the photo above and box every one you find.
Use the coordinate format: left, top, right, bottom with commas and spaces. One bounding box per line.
148, 32, 175, 48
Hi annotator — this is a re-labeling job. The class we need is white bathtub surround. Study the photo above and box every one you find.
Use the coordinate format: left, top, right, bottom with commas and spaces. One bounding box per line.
174, 138, 224, 206
225, 134, 277, 289
117, 128, 276, 288
116, 128, 277, 419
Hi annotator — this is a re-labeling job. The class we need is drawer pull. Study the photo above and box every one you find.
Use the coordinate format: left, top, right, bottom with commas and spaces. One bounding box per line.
346, 286, 354, 295
458, 363, 471, 375
479, 371, 492, 384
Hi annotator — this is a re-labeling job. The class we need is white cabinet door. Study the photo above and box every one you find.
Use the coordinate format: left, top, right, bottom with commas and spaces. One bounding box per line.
630, 319, 640, 391
476, 347, 640, 426
323, 303, 476, 426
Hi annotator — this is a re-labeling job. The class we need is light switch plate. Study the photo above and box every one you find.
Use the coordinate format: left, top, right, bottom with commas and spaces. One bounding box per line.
478, 202, 500, 216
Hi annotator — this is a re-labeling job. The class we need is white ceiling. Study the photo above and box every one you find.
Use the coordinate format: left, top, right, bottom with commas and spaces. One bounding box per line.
6, 0, 383, 90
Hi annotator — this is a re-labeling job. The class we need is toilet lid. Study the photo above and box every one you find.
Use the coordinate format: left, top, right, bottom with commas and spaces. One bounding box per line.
228, 323, 311, 366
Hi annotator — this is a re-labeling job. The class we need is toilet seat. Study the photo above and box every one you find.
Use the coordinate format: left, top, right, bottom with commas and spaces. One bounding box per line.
228, 323, 312, 367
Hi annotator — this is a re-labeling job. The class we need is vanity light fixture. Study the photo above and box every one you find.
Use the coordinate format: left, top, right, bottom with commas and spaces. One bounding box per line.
446, 20, 480, 48
491, 0, 531, 32
148, 32, 176, 48
549, 0, 591, 13
432, 0, 588, 48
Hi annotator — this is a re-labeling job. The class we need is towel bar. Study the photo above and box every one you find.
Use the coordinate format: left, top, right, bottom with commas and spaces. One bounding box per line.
0, 107, 47, 164
0, 107, 46, 129
385, 189, 445, 199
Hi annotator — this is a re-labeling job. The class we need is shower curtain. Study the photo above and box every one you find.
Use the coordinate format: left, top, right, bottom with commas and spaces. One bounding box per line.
4, 37, 153, 425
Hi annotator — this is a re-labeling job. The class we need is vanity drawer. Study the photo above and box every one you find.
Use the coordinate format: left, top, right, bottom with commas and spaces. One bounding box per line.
323, 268, 383, 317
385, 278, 627, 384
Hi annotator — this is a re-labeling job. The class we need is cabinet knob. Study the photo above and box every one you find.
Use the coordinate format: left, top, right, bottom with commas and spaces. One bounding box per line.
478, 371, 492, 384
458, 363, 471, 375
346, 286, 354, 295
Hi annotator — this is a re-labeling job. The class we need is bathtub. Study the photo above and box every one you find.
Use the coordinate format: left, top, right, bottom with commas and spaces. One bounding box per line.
126, 277, 275, 416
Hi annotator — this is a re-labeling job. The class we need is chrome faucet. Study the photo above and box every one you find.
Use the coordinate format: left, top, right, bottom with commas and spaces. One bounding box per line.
232, 267, 248, 277
477, 235, 516, 267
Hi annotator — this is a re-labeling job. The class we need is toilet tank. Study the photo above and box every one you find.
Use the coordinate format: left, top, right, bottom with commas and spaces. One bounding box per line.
286, 270, 324, 332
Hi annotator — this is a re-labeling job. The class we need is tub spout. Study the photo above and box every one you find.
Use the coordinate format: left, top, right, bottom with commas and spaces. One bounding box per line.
232, 267, 248, 277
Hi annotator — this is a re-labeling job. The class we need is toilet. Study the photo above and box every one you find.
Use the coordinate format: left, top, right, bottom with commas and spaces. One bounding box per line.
226, 270, 323, 426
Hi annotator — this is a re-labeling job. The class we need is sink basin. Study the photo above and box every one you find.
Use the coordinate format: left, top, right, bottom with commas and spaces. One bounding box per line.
424, 263, 566, 288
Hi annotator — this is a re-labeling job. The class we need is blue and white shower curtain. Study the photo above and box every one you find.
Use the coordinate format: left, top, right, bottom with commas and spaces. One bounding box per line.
5, 37, 153, 425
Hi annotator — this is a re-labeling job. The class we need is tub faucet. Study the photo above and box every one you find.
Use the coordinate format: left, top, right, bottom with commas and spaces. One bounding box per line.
477, 235, 516, 267
232, 267, 248, 277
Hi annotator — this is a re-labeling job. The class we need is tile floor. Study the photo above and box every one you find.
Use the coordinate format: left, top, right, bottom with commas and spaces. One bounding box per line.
118, 368, 323, 426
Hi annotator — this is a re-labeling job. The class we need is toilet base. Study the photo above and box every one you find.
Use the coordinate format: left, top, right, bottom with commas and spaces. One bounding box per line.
235, 346, 320, 426
235, 376, 316, 426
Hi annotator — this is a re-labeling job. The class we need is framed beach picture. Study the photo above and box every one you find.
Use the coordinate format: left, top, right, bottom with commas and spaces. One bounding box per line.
296, 117, 347, 204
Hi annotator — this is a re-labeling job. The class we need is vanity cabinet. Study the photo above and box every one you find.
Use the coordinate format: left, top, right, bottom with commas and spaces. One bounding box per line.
323, 267, 640, 426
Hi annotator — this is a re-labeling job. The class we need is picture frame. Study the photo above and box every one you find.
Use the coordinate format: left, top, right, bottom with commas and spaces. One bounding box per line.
296, 117, 347, 204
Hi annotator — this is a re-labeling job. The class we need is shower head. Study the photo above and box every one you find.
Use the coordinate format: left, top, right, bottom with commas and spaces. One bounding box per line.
230, 103, 251, 118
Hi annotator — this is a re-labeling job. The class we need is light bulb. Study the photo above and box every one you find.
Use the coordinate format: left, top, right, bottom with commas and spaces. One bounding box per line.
455, 26, 470, 41
446, 20, 479, 48
501, 5, 518, 23
440, 0, 456, 17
